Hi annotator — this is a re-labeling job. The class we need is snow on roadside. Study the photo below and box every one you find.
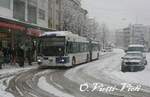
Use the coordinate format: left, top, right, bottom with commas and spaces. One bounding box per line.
65, 49, 150, 88
0, 76, 15, 97
0, 66, 38, 78
65, 49, 125, 85
38, 76, 74, 97
0, 66, 38, 97
110, 53, 150, 87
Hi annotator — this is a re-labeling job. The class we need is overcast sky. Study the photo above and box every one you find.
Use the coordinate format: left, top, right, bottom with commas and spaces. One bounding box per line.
82, 0, 150, 30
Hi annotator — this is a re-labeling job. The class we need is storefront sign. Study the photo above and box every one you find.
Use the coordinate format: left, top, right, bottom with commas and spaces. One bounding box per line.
27, 28, 43, 37
0, 21, 25, 31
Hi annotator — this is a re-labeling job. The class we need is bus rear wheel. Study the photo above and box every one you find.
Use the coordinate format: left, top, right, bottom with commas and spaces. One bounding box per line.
86, 54, 90, 62
97, 53, 99, 59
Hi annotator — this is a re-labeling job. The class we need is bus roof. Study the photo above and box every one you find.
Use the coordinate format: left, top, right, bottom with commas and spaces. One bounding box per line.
40, 31, 89, 43
40, 31, 72, 37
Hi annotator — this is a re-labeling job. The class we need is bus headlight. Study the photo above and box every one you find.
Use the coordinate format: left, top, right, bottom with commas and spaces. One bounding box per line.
61, 59, 65, 62
56, 57, 69, 64
37, 59, 42, 65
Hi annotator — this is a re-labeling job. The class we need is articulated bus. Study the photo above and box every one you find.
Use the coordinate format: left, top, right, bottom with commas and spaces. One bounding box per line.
37, 31, 100, 67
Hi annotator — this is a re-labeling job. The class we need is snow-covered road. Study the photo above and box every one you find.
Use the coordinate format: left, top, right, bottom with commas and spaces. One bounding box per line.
65, 49, 150, 87
65, 49, 150, 97
1, 49, 150, 97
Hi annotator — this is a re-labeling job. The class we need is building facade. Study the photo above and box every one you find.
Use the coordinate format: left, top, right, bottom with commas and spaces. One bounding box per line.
122, 27, 131, 49
116, 24, 150, 50
130, 24, 150, 50
130, 24, 146, 45
0, 0, 48, 27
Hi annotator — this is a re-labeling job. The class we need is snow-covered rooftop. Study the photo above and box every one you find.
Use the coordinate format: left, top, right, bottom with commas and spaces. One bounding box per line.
41, 31, 73, 37
128, 44, 144, 47
126, 51, 142, 54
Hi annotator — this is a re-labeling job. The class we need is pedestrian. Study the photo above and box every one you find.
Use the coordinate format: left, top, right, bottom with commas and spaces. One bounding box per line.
2, 47, 9, 64
0, 48, 4, 69
11, 47, 16, 65
26, 48, 32, 65
7, 46, 12, 63
17, 47, 24, 67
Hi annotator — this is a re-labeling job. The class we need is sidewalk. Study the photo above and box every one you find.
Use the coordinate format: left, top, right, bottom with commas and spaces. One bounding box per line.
0, 62, 38, 78
1, 62, 38, 69
0, 62, 38, 76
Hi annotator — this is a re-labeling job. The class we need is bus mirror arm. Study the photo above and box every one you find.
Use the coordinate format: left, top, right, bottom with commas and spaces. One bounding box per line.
39, 53, 43, 57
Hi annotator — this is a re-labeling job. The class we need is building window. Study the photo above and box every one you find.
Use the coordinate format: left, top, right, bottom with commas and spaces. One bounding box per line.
0, 0, 10, 9
28, 4, 37, 24
28, 0, 37, 6
13, 0, 25, 21
48, 19, 52, 28
56, 0, 59, 4
39, 9, 45, 20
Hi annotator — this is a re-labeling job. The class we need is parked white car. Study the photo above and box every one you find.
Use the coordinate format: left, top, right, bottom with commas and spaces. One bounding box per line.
121, 51, 147, 72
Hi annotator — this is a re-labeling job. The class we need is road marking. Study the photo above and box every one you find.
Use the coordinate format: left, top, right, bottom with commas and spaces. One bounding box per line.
26, 80, 33, 89
38, 77, 74, 97
28, 92, 37, 97
53, 82, 64, 90
50, 75, 53, 81
50, 75, 64, 89
16, 86, 24, 96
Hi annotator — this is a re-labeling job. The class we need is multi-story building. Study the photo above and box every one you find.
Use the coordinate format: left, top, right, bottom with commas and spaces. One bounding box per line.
116, 24, 150, 50
130, 24, 150, 50
0, 0, 50, 48
130, 24, 146, 45
123, 27, 131, 49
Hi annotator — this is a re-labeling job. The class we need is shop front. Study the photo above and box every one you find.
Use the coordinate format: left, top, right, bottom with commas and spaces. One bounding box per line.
0, 29, 11, 48
0, 17, 53, 61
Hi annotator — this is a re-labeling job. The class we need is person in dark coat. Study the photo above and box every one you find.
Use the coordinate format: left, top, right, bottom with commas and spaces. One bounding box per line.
2, 47, 10, 64
11, 47, 16, 65
0, 48, 3, 69
26, 48, 33, 65
17, 47, 24, 67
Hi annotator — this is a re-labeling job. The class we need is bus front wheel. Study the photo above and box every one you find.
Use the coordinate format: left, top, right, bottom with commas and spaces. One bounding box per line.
72, 57, 76, 66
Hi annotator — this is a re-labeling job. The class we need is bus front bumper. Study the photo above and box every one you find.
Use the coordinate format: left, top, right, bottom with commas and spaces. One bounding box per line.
38, 56, 71, 67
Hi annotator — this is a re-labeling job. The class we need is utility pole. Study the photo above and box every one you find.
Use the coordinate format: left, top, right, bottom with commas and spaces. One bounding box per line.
102, 24, 106, 49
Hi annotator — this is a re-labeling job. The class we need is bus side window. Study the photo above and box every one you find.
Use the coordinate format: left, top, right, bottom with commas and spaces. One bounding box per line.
66, 41, 73, 53
66, 41, 70, 53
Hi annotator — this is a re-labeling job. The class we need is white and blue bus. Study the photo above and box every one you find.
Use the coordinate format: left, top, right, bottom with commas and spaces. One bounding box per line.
37, 31, 99, 67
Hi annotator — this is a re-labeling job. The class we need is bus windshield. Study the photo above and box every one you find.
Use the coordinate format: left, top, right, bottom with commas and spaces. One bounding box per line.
40, 37, 65, 56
